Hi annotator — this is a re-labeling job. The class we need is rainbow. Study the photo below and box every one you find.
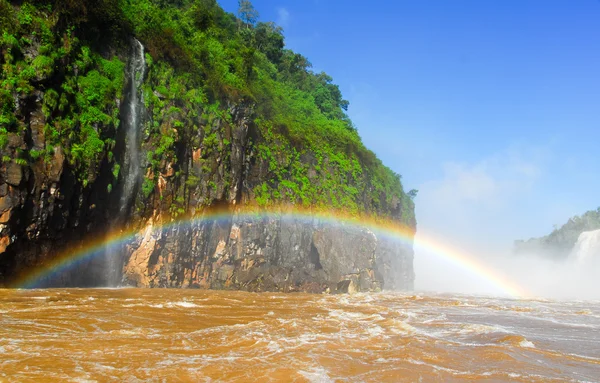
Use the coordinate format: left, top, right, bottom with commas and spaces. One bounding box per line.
11, 206, 528, 298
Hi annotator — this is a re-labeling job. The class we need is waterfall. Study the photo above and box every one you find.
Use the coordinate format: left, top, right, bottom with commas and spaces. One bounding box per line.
120, 38, 146, 211
107, 38, 146, 287
569, 229, 600, 264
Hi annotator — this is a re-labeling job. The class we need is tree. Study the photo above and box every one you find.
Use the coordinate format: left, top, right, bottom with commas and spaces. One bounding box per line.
238, 0, 258, 28
311, 72, 349, 120
408, 189, 418, 199
190, 0, 218, 31
255, 22, 284, 64
278, 50, 312, 85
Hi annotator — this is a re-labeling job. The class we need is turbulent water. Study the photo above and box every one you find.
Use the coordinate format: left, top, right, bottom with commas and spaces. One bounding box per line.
0, 289, 598, 382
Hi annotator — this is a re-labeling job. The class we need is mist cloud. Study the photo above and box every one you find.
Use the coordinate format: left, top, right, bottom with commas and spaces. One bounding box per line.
416, 144, 548, 251
409, 143, 600, 300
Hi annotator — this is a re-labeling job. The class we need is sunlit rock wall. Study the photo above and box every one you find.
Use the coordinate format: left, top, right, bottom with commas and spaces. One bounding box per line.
121, 215, 414, 293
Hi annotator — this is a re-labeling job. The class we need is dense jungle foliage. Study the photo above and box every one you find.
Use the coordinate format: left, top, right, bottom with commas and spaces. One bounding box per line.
0, 0, 415, 224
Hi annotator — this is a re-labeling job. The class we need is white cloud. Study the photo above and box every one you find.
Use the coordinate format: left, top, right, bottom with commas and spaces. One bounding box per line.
433, 162, 498, 204
277, 7, 290, 27
416, 146, 545, 243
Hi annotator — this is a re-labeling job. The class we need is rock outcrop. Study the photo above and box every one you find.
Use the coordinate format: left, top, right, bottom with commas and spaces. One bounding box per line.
119, 214, 414, 292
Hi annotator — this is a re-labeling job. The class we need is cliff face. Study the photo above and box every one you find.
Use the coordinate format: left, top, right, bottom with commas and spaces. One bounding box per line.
120, 215, 414, 292
0, 2, 416, 292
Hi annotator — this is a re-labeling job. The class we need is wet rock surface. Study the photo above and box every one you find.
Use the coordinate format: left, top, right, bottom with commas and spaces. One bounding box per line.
120, 215, 414, 293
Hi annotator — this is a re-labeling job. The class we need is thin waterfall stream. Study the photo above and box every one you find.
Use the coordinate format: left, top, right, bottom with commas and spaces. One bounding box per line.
120, 38, 146, 211
107, 38, 146, 286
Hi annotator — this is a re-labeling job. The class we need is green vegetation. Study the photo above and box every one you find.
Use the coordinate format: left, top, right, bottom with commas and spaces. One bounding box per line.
0, 0, 415, 226
1, 2, 125, 183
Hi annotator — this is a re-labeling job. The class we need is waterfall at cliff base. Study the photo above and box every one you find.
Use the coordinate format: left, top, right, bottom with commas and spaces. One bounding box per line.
569, 229, 600, 264
107, 38, 146, 287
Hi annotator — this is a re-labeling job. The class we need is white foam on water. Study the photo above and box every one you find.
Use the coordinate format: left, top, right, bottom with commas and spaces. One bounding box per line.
8, 306, 57, 313
335, 296, 351, 306
171, 301, 200, 308
190, 320, 264, 337
198, 354, 240, 363
156, 359, 176, 367
299, 367, 334, 383
406, 358, 471, 375
266, 340, 282, 353
238, 330, 269, 345
365, 324, 386, 337
385, 318, 418, 335
327, 309, 384, 322
137, 301, 201, 309
567, 353, 600, 362
71, 379, 96, 383
286, 333, 326, 346
519, 340, 535, 348
421, 313, 447, 323
47, 305, 79, 310
111, 329, 145, 336
521, 313, 599, 329
457, 323, 510, 335
221, 297, 243, 303
374, 357, 402, 364
262, 333, 324, 353
278, 318, 298, 327
92, 363, 117, 371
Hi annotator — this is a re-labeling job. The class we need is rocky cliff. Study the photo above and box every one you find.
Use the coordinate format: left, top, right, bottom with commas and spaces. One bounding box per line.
0, 1, 416, 292
118, 214, 414, 292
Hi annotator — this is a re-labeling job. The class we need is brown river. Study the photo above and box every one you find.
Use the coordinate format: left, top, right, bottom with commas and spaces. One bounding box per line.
1, 289, 599, 382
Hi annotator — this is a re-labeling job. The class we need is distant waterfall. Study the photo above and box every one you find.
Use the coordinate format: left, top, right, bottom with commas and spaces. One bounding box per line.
569, 229, 600, 264
119, 38, 146, 212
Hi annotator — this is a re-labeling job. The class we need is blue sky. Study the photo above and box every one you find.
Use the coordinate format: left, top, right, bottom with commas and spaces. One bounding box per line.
218, 1, 600, 293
